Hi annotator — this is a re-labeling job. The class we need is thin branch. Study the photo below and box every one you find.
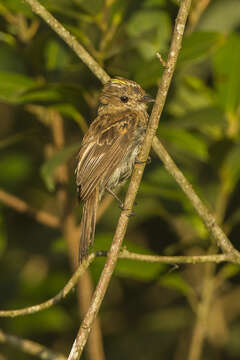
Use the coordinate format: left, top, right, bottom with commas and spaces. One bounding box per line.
24, 0, 109, 84
0, 189, 59, 228
156, 52, 167, 67
152, 137, 240, 262
0, 328, 67, 360
67, 1, 193, 359
0, 254, 95, 318
118, 249, 230, 264
0, 248, 233, 319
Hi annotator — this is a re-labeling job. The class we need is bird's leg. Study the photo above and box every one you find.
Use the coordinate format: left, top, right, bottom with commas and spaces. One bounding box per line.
106, 187, 124, 209
135, 156, 151, 165
106, 187, 135, 217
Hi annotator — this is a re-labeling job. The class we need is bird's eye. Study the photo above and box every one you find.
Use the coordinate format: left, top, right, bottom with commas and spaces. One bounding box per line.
120, 96, 129, 103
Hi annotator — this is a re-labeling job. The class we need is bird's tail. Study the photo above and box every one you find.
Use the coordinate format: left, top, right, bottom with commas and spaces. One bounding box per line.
79, 188, 99, 263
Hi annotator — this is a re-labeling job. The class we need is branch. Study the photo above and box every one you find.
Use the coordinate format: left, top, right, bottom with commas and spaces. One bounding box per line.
67, 1, 193, 359
0, 328, 67, 360
0, 189, 59, 228
0, 254, 95, 318
0, 248, 233, 319
152, 138, 240, 261
118, 249, 230, 264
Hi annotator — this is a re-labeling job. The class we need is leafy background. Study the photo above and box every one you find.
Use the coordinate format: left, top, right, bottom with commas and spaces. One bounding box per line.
1, 0, 240, 359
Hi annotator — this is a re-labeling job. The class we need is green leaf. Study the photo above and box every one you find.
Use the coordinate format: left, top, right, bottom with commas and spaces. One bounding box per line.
10, 308, 72, 335
115, 255, 165, 282
73, 0, 104, 14
144, 0, 166, 6
44, 1, 94, 21
0, 71, 37, 103
159, 126, 208, 161
133, 58, 163, 88
0, 0, 32, 16
219, 263, 240, 280
167, 78, 213, 117
45, 40, 70, 71
0, 153, 33, 186
170, 107, 226, 139
0, 43, 26, 74
91, 233, 166, 282
159, 273, 194, 296
0, 130, 35, 150
178, 31, 223, 64
126, 10, 171, 60
18, 87, 62, 103
41, 143, 80, 191
52, 103, 88, 132
213, 34, 240, 113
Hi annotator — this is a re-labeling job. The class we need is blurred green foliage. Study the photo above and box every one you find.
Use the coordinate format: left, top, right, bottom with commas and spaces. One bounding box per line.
0, 0, 240, 359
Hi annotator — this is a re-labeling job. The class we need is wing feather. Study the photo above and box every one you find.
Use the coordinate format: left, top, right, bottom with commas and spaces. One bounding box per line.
76, 111, 136, 201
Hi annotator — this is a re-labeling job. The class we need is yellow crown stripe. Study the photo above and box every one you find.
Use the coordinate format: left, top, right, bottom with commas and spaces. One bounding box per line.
111, 79, 128, 85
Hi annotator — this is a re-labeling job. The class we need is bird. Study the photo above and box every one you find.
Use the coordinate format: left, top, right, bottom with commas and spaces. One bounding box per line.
75, 77, 154, 262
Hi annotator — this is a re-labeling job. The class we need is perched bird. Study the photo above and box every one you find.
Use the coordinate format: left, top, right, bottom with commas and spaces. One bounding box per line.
76, 77, 154, 262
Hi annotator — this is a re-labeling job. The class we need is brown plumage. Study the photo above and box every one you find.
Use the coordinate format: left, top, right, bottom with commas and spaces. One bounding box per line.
76, 77, 154, 262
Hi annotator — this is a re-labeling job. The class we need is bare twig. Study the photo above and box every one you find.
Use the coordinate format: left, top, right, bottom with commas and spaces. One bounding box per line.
118, 249, 230, 264
156, 52, 167, 67
0, 248, 233, 319
0, 328, 67, 360
0, 189, 59, 228
152, 137, 240, 261
0, 254, 95, 318
67, 1, 193, 359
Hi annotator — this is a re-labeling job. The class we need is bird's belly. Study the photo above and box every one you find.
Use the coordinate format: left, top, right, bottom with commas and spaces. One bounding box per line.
105, 143, 140, 192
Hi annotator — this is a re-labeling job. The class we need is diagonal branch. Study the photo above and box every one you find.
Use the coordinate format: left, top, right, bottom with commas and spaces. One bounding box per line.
0, 248, 233, 319
0, 254, 95, 318
118, 249, 230, 264
67, 1, 193, 359
152, 138, 240, 261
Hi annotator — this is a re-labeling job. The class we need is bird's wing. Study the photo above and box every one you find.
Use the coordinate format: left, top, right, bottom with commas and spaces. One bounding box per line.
76, 111, 137, 201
